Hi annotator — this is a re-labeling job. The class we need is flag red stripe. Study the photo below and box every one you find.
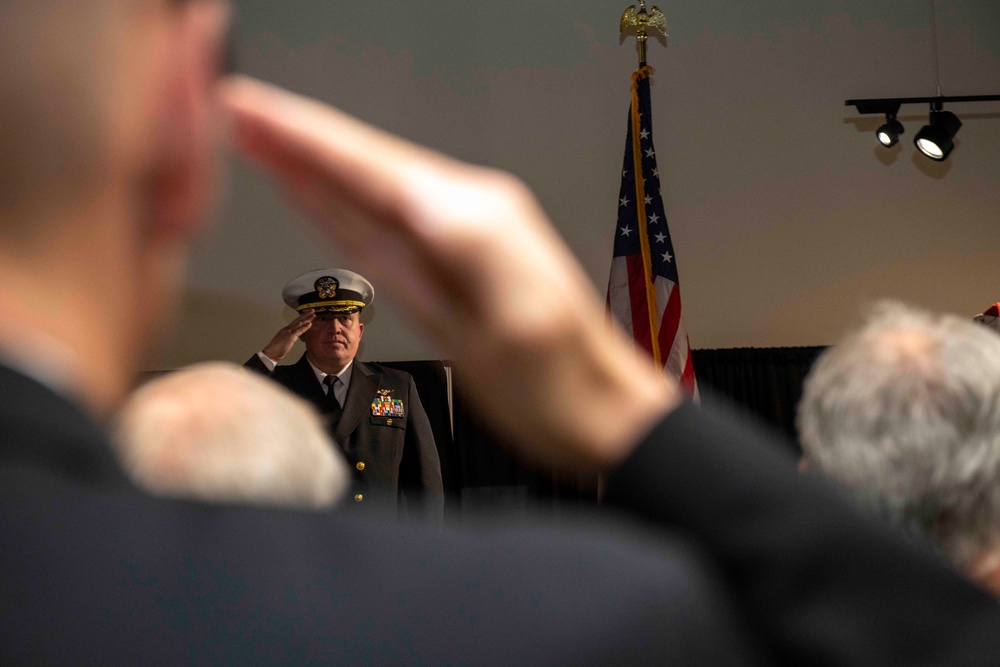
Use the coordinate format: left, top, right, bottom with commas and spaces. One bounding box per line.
626, 253, 654, 355
658, 281, 681, 366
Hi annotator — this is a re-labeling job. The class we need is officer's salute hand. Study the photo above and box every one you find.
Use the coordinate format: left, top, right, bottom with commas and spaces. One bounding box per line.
220, 76, 680, 475
262, 308, 315, 362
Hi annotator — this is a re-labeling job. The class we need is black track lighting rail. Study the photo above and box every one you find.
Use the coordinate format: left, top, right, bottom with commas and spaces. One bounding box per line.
846, 95, 1000, 115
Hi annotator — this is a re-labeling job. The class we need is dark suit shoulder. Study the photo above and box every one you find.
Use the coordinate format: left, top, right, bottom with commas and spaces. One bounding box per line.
243, 353, 270, 375
0, 364, 131, 488
267, 354, 317, 384
354, 361, 413, 386
606, 401, 1000, 664
0, 482, 757, 665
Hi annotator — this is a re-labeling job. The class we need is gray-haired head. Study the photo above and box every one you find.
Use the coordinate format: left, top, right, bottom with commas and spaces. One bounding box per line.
114, 362, 349, 510
797, 301, 1000, 569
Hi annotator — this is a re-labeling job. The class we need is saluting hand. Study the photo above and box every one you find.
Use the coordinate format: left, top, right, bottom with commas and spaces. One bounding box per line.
221, 77, 679, 475
261, 308, 315, 362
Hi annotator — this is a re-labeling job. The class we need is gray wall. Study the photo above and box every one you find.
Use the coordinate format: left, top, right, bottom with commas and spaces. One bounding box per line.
158, 0, 1000, 369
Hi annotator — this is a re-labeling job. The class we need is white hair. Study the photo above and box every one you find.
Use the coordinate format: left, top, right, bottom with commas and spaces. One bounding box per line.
798, 301, 1000, 568
114, 362, 349, 510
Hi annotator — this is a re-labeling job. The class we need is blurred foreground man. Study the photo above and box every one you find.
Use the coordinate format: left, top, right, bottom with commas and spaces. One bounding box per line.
1, 0, 1000, 664
799, 302, 1000, 596
245, 269, 443, 521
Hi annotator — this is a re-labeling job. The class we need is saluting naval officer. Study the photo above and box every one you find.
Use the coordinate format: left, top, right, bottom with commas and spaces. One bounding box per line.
245, 269, 444, 522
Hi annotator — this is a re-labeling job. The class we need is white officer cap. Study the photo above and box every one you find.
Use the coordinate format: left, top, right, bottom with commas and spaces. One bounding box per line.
281, 269, 375, 314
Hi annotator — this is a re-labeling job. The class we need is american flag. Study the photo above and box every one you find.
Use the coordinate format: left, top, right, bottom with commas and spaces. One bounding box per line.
607, 66, 698, 398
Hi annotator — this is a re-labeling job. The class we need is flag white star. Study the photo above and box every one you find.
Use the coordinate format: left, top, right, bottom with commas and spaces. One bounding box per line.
645, 147, 655, 158
644, 194, 652, 205
620, 225, 632, 237
639, 128, 649, 140
652, 168, 659, 178
662, 251, 673, 262
619, 196, 629, 207
648, 212, 660, 225
654, 232, 666, 244
622, 170, 628, 178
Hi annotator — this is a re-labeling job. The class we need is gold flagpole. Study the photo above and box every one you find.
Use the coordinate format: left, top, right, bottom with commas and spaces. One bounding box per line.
620, 3, 668, 365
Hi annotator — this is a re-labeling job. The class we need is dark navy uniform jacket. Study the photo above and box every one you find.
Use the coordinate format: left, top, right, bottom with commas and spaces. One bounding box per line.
245, 353, 444, 522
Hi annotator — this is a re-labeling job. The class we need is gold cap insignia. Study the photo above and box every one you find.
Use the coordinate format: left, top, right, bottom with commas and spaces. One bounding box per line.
315, 276, 338, 300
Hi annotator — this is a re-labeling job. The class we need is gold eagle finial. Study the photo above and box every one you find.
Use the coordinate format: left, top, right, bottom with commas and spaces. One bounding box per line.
620, 2, 668, 66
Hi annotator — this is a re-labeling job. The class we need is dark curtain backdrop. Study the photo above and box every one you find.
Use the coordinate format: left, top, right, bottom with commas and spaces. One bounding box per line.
692, 346, 827, 453
383, 346, 827, 519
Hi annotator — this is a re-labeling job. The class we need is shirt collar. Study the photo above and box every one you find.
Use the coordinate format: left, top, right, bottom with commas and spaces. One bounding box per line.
0, 326, 89, 407
307, 358, 353, 391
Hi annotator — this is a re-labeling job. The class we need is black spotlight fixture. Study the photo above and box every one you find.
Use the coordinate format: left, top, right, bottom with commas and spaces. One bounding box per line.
845, 94, 1000, 162
876, 112, 904, 148
913, 105, 962, 161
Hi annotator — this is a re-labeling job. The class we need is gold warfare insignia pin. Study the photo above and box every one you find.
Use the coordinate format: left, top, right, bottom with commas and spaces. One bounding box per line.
315, 276, 338, 300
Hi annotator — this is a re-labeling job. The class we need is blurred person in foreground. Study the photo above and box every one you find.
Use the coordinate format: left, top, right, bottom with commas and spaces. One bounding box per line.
798, 301, 1000, 595
1, 0, 1000, 664
113, 362, 348, 509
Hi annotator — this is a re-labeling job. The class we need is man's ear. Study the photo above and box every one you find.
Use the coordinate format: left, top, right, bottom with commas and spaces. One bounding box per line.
147, 0, 231, 247
357, 321, 365, 338
965, 545, 1000, 599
